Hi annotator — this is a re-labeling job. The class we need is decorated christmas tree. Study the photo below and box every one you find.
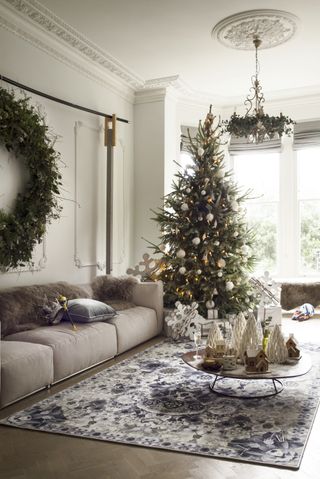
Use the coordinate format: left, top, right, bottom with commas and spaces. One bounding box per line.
149, 106, 257, 317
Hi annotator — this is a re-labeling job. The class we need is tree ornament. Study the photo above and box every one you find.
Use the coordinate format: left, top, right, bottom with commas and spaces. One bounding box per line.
0, 88, 62, 270
186, 188, 191, 194
196, 269, 202, 274
181, 203, 189, 211
201, 190, 206, 196
192, 237, 201, 245
214, 240, 220, 246
215, 169, 225, 179
179, 266, 186, 275
217, 258, 226, 268
198, 147, 204, 156
241, 244, 250, 255
217, 271, 223, 277
213, 288, 218, 295
233, 231, 239, 237
198, 215, 203, 221
225, 281, 234, 291
176, 249, 186, 258
206, 213, 214, 222
231, 200, 239, 212
206, 299, 215, 309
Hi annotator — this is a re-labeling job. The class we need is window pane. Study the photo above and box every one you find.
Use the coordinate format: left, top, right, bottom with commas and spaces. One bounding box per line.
298, 148, 320, 200
232, 152, 279, 275
233, 153, 279, 202
300, 200, 320, 273
245, 203, 278, 274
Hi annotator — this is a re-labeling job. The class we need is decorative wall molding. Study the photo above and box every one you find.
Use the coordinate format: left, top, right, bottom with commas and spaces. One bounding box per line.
74, 120, 104, 271
212, 9, 299, 50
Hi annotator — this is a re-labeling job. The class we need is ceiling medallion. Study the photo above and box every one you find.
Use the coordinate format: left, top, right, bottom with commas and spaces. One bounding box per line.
212, 9, 299, 50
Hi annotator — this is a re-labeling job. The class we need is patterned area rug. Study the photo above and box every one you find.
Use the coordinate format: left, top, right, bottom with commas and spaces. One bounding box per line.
1, 340, 320, 470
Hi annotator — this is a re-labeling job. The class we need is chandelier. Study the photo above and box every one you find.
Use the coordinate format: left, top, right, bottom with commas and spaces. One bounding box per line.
224, 35, 294, 143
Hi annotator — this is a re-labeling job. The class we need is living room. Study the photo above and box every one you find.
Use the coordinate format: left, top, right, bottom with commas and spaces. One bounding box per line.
1, 1, 320, 478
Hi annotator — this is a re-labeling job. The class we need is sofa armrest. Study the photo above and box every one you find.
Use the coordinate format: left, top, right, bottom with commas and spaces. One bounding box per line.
131, 281, 163, 333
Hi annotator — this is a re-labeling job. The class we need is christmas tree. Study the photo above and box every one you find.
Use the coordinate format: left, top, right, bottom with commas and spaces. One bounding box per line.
149, 106, 257, 317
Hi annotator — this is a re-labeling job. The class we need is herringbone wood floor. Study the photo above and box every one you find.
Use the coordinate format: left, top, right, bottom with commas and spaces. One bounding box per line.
1, 319, 320, 479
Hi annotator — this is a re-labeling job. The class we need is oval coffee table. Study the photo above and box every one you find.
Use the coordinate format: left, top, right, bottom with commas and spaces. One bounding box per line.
182, 349, 312, 399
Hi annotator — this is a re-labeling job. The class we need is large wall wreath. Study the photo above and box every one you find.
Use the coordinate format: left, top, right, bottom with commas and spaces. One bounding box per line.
0, 87, 62, 271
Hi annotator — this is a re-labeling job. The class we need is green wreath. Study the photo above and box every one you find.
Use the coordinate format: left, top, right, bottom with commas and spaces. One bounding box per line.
0, 87, 62, 271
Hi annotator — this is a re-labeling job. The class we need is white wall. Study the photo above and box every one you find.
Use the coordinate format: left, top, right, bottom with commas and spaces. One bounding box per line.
0, 24, 134, 289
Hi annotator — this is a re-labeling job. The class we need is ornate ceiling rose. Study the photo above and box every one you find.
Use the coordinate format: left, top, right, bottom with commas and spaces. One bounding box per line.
212, 9, 299, 50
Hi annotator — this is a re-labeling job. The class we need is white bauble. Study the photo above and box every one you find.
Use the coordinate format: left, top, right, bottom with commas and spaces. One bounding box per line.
198, 216, 203, 221
186, 188, 191, 194
206, 213, 214, 222
201, 190, 206, 196
179, 266, 186, 275
241, 245, 250, 255
206, 299, 215, 309
198, 147, 204, 156
215, 169, 225, 179
159, 244, 166, 252
196, 269, 202, 274
231, 200, 239, 212
217, 271, 223, 277
225, 281, 234, 291
214, 240, 220, 246
192, 237, 201, 245
181, 203, 189, 211
233, 231, 239, 237
176, 249, 186, 258
217, 258, 226, 268
213, 288, 218, 295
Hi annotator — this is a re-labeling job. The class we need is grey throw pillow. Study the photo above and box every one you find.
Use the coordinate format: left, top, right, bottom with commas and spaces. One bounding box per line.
65, 298, 117, 323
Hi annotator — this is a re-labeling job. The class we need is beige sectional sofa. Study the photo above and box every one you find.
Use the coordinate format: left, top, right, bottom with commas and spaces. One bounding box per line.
0, 280, 163, 408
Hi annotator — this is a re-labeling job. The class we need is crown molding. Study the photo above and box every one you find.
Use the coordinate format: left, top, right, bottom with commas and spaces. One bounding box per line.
0, 0, 143, 101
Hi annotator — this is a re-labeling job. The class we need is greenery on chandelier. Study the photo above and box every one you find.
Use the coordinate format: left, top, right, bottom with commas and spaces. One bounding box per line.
224, 111, 295, 141
0, 87, 62, 271
149, 106, 258, 316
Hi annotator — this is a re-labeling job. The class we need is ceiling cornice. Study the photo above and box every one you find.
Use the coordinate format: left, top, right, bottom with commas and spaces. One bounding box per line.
1, 0, 144, 93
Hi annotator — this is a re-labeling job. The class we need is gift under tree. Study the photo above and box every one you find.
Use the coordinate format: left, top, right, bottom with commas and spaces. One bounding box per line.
149, 106, 257, 317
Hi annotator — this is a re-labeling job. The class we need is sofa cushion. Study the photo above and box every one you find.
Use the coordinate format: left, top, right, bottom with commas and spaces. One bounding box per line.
65, 298, 117, 323
5, 322, 117, 382
92, 275, 138, 302
0, 282, 90, 338
1, 341, 53, 407
109, 306, 158, 354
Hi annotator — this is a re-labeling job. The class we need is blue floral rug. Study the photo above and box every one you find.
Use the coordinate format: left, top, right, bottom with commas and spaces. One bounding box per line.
1, 340, 320, 469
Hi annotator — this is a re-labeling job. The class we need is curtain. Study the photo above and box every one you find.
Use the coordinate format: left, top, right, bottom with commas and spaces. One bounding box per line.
229, 135, 281, 156
293, 120, 320, 150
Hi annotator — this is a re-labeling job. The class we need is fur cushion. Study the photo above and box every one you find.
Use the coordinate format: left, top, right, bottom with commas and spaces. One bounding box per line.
91, 275, 138, 303
280, 282, 320, 310
0, 282, 90, 338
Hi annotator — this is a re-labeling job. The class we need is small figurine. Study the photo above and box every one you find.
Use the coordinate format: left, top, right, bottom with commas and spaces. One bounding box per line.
286, 334, 300, 359
245, 346, 269, 373
291, 303, 314, 322
57, 294, 77, 331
